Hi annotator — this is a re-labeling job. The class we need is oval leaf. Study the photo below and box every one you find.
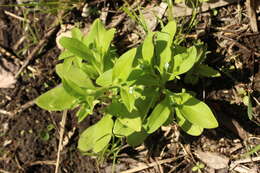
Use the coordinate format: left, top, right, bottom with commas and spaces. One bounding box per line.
78, 114, 113, 152
177, 93, 218, 129
142, 32, 154, 64
56, 63, 95, 89
96, 69, 113, 87
175, 108, 203, 136
59, 37, 93, 60
113, 119, 135, 137
113, 48, 137, 82
36, 85, 77, 111
145, 97, 171, 134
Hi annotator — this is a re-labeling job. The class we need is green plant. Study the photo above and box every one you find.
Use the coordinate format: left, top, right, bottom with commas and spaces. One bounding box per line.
192, 162, 205, 173
36, 18, 218, 155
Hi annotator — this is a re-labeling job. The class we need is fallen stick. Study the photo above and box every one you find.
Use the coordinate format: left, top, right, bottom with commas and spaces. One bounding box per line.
170, 0, 237, 17
121, 157, 183, 173
230, 156, 260, 170
55, 110, 68, 173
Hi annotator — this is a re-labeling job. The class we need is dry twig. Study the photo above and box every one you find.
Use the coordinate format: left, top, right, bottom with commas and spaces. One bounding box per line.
55, 110, 68, 173
121, 157, 183, 173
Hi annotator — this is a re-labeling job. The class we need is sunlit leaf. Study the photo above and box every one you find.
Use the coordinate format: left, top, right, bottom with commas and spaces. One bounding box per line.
113, 119, 135, 137
142, 32, 154, 64
78, 114, 114, 153
56, 63, 95, 89
113, 48, 137, 82
59, 37, 94, 60
172, 46, 197, 76
175, 108, 203, 136
96, 69, 113, 87
175, 93, 218, 129
120, 86, 136, 112
145, 97, 171, 134
36, 85, 78, 111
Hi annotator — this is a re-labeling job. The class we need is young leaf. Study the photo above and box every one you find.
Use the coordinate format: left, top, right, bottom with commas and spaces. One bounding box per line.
36, 85, 78, 111
142, 32, 154, 64
101, 28, 116, 54
176, 93, 218, 129
71, 27, 83, 41
58, 50, 74, 60
107, 101, 141, 132
83, 19, 106, 47
120, 86, 136, 112
175, 108, 203, 136
155, 32, 171, 74
113, 119, 135, 137
118, 112, 142, 132
56, 63, 95, 89
172, 46, 197, 76
78, 114, 114, 153
161, 20, 177, 43
145, 97, 171, 134
135, 87, 160, 118
113, 48, 137, 82
127, 129, 148, 147
96, 69, 112, 87
81, 64, 99, 80
196, 64, 221, 77
76, 104, 91, 122
59, 37, 94, 60
155, 20, 177, 74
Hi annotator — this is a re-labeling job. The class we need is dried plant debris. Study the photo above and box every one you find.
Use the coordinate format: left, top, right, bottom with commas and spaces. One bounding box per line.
0, 58, 18, 89
0, 67, 16, 88
195, 150, 229, 170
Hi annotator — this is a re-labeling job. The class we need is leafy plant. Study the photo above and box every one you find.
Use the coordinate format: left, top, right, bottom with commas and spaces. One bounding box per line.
36, 18, 218, 155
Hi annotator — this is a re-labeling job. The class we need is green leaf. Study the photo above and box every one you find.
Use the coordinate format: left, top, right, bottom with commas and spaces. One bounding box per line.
113, 119, 135, 137
71, 27, 83, 40
76, 104, 91, 122
126, 129, 148, 147
196, 64, 221, 77
62, 78, 86, 97
113, 48, 137, 82
81, 64, 99, 80
106, 101, 141, 132
155, 21, 177, 74
59, 37, 94, 60
135, 87, 160, 118
78, 114, 114, 153
101, 28, 116, 54
247, 94, 253, 121
36, 85, 78, 111
120, 86, 136, 112
145, 97, 171, 134
118, 112, 142, 132
83, 19, 106, 47
58, 50, 74, 60
243, 144, 260, 157
161, 20, 177, 42
155, 32, 171, 74
175, 108, 203, 136
142, 32, 154, 64
176, 93, 218, 129
56, 63, 95, 89
172, 46, 197, 76
96, 69, 113, 87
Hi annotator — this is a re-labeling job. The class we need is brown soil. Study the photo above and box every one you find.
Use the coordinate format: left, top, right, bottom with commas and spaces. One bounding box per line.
0, 1, 259, 173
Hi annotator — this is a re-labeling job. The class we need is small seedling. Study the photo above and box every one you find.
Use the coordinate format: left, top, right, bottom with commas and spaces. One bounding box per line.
36, 19, 218, 155
192, 162, 205, 173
